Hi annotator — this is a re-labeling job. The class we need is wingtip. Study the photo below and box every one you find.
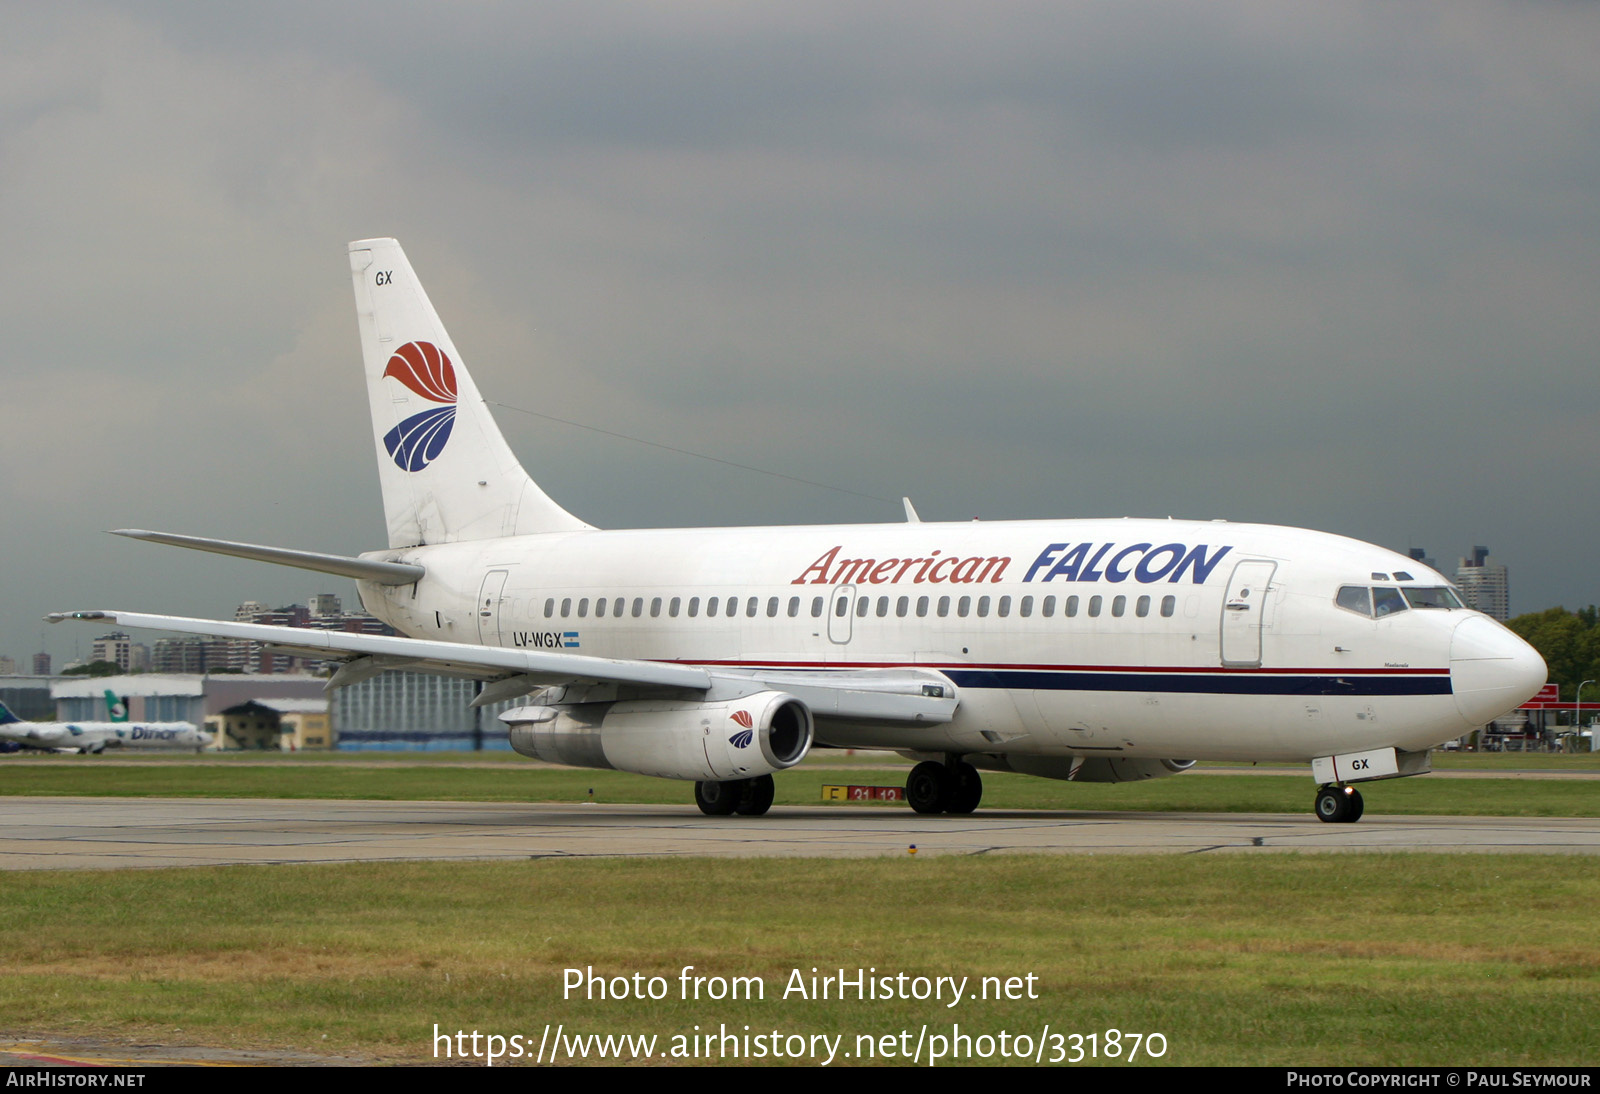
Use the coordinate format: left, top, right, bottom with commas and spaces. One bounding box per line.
45, 610, 111, 624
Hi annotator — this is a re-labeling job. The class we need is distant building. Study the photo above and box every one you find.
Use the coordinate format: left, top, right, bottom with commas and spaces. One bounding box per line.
308, 593, 342, 618
1406, 547, 1438, 573
31, 652, 51, 676
230, 597, 398, 674
209, 698, 333, 751
0, 657, 14, 675
332, 672, 517, 751
55, 674, 326, 747
0, 675, 58, 721
1455, 545, 1510, 621
92, 633, 134, 672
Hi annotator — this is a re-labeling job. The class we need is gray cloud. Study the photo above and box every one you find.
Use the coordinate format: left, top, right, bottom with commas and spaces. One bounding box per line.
3, 0, 1598, 664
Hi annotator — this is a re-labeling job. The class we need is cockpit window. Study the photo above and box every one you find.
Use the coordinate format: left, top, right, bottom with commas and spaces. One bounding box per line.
1393, 571, 1415, 581
1401, 586, 1463, 610
1336, 586, 1373, 617
1373, 587, 1407, 617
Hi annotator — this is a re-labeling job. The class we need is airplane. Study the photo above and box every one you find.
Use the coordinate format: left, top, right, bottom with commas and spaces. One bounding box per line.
49, 237, 1547, 821
0, 700, 211, 754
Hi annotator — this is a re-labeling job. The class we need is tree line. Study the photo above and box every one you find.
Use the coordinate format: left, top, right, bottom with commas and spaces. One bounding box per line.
1506, 605, 1600, 702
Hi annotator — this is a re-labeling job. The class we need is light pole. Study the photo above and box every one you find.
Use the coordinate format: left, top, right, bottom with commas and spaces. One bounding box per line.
1578, 680, 1596, 753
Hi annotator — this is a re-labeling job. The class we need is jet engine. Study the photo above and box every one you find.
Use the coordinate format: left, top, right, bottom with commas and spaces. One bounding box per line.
500, 691, 813, 782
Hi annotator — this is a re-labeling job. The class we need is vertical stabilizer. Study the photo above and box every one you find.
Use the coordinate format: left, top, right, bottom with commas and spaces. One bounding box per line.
348, 239, 591, 547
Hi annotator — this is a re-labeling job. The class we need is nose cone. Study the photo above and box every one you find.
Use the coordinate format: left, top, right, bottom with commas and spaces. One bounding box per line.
1450, 616, 1547, 727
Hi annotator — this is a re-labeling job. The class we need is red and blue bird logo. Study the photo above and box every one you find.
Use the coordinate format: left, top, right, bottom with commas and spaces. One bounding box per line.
382, 341, 457, 471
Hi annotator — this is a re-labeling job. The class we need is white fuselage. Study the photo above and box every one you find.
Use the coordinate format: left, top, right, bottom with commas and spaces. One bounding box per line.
357, 516, 1540, 763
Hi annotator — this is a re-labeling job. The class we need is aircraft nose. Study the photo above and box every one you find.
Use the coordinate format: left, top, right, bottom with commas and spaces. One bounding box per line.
1450, 616, 1547, 728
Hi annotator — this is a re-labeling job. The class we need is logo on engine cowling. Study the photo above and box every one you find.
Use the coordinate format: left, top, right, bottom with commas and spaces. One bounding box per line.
729, 710, 754, 748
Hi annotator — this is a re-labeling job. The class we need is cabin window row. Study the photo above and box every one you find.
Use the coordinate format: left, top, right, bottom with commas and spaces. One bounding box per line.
540, 593, 1179, 621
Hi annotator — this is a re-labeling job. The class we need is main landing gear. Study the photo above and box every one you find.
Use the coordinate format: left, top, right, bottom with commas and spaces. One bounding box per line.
906, 758, 983, 815
1315, 784, 1364, 823
694, 774, 776, 817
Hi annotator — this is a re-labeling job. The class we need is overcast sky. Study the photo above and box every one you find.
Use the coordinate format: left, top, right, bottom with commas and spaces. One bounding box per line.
3, 1, 1597, 665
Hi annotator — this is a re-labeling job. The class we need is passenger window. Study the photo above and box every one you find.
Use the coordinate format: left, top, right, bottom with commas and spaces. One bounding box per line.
1136, 595, 1150, 618
876, 596, 889, 618
688, 597, 700, 618
811, 597, 824, 618
1088, 595, 1103, 618
1160, 595, 1176, 618
669, 597, 681, 617
577, 598, 589, 618
1065, 596, 1079, 618
544, 598, 555, 618
977, 596, 991, 618
1042, 595, 1056, 618
707, 596, 719, 617
650, 597, 662, 618
998, 596, 1011, 618
787, 596, 800, 618
834, 596, 848, 618
727, 597, 740, 618
896, 596, 909, 618
561, 598, 572, 618
958, 596, 971, 618
1336, 586, 1373, 618
748, 598, 760, 617
916, 596, 929, 618
1373, 587, 1407, 617
595, 597, 606, 617
1019, 596, 1032, 618
937, 596, 951, 618
857, 597, 870, 618
613, 597, 625, 618
1111, 595, 1125, 618
767, 596, 779, 618
632, 597, 644, 618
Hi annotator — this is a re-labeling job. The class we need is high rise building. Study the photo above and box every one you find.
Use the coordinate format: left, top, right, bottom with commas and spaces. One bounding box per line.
1455, 545, 1510, 621
92, 632, 134, 672
32, 652, 51, 676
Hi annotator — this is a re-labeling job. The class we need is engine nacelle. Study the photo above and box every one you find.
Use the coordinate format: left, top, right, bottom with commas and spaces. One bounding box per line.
500, 691, 814, 782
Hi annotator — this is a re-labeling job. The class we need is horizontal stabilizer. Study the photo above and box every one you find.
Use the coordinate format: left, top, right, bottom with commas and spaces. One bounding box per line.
111, 529, 424, 585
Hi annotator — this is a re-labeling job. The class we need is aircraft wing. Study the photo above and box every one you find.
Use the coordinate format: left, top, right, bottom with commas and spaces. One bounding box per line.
46, 611, 957, 724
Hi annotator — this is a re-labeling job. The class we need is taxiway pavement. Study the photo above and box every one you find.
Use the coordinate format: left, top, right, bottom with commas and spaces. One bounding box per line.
1, 796, 1597, 869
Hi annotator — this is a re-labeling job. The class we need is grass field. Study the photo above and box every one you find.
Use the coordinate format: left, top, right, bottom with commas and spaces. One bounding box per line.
1, 854, 1595, 1066
2, 753, 1597, 818
2, 752, 1596, 1066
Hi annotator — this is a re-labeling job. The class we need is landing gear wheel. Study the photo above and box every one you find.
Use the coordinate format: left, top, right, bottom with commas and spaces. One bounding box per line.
735, 774, 775, 816
906, 761, 951, 815
694, 780, 741, 816
946, 762, 983, 814
1315, 784, 1363, 823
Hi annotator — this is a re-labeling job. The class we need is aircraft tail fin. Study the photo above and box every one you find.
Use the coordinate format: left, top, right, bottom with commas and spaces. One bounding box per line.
0, 701, 19, 726
347, 238, 592, 548
104, 690, 128, 722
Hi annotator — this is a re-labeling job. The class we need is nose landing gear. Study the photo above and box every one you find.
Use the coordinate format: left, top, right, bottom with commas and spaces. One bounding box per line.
1315, 784, 1364, 823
